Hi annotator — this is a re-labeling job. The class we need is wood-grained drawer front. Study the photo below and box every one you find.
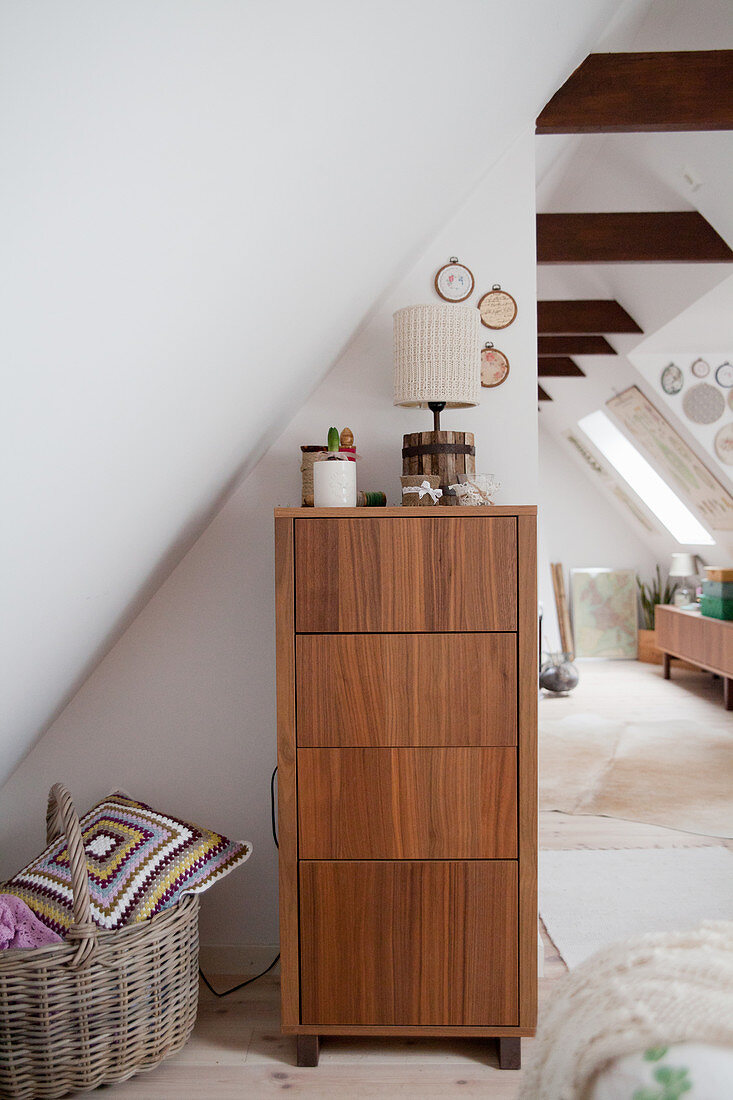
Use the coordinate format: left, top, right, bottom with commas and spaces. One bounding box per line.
296, 633, 517, 747
298, 747, 517, 859
300, 860, 519, 1027
294, 516, 517, 632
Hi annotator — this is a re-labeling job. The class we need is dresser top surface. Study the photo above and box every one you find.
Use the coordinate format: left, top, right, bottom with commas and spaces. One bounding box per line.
657, 603, 733, 629
275, 506, 537, 518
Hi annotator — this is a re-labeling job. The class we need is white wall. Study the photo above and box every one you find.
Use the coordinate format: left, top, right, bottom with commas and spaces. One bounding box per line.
0, 0, 623, 789
538, 426, 658, 653
0, 133, 539, 951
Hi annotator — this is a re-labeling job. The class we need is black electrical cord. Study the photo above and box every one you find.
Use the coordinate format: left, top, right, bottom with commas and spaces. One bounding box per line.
270, 764, 279, 850
199, 950, 280, 998
198, 765, 280, 998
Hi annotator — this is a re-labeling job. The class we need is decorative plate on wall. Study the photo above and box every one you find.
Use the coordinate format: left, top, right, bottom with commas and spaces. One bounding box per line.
682, 382, 725, 424
478, 285, 518, 329
480, 343, 510, 388
434, 258, 474, 302
714, 422, 733, 465
715, 361, 733, 388
660, 363, 683, 395
691, 358, 710, 378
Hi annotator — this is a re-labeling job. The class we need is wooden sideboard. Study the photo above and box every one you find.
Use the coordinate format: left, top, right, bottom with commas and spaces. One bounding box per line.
655, 604, 733, 709
275, 506, 538, 1068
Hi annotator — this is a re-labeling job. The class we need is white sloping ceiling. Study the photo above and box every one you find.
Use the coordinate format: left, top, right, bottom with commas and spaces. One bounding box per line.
0, 0, 631, 785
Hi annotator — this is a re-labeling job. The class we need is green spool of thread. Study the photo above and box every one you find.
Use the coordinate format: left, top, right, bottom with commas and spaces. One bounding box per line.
357, 491, 387, 507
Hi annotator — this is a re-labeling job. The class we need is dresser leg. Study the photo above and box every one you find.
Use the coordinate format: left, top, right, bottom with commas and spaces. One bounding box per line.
724, 677, 733, 710
663, 652, 671, 679
297, 1035, 320, 1067
498, 1037, 521, 1069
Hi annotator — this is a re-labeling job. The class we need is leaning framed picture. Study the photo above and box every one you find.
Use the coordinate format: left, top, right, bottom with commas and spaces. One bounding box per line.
570, 568, 638, 659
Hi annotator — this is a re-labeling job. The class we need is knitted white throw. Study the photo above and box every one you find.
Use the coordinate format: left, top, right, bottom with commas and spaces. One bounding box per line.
519, 921, 733, 1100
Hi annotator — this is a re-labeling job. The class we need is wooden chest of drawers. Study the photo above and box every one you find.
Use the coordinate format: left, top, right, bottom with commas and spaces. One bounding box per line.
275, 507, 537, 1067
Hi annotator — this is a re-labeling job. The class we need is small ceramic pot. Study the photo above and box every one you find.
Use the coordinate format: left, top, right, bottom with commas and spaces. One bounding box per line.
313, 457, 357, 507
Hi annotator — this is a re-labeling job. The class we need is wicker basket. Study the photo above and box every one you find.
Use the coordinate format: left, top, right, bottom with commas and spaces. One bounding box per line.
0, 785, 200, 1099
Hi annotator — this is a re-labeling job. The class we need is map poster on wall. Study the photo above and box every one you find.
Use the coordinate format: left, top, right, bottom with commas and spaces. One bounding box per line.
607, 386, 733, 532
571, 569, 638, 660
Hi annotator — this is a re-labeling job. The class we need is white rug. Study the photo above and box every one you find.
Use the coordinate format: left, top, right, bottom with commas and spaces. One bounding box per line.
540, 713, 733, 838
539, 846, 733, 968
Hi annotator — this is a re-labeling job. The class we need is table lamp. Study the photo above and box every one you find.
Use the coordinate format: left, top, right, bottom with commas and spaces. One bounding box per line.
669, 553, 698, 606
393, 304, 480, 498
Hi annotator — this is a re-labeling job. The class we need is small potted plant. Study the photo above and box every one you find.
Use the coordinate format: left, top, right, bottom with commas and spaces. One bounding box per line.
637, 565, 678, 664
313, 427, 358, 507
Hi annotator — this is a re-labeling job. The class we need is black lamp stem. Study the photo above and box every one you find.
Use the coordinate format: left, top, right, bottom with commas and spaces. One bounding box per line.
428, 401, 446, 432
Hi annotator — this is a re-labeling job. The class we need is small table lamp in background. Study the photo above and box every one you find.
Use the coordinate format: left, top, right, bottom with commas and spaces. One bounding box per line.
393, 304, 481, 499
669, 552, 699, 606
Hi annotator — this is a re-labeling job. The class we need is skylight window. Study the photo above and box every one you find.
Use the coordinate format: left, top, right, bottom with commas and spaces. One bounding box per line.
577, 410, 715, 546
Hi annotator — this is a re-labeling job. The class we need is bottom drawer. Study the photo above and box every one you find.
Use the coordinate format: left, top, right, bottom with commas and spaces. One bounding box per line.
299, 860, 518, 1027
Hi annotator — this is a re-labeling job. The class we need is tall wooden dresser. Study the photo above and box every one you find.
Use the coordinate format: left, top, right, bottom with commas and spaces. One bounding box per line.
275, 506, 537, 1067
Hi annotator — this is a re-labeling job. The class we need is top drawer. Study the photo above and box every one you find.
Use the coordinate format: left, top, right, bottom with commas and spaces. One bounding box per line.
294, 516, 517, 633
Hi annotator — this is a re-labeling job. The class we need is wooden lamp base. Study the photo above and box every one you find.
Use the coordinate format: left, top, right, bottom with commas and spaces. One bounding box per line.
402, 431, 476, 503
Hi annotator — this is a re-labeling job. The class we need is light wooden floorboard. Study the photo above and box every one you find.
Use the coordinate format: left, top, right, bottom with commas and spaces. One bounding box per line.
78, 660, 731, 1098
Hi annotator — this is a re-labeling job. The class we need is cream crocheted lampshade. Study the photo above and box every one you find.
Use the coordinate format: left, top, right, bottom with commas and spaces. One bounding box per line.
393, 304, 480, 408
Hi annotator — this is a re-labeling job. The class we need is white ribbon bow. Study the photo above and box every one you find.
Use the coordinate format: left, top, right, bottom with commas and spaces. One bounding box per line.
402, 480, 443, 503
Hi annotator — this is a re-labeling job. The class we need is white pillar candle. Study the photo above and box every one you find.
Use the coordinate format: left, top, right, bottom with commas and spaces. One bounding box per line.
313, 459, 357, 507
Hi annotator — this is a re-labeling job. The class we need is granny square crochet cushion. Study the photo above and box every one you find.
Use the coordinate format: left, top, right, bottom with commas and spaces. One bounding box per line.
3, 791, 251, 936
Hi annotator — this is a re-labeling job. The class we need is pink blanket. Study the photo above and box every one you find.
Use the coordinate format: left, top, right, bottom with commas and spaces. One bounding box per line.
0, 894, 62, 950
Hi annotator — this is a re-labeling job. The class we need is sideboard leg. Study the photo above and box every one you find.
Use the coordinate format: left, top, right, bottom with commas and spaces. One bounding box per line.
297, 1035, 320, 1067
498, 1037, 521, 1069
724, 677, 732, 710
662, 652, 671, 679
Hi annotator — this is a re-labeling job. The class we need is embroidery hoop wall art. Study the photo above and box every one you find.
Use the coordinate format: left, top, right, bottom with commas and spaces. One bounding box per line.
481, 342, 510, 388
682, 382, 725, 424
478, 284, 518, 329
661, 363, 683, 395
434, 258, 474, 303
715, 361, 733, 388
714, 423, 733, 466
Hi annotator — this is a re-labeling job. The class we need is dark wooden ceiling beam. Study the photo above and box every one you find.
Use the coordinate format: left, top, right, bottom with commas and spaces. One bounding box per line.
536, 51, 733, 134
538, 357, 585, 378
537, 211, 733, 263
538, 385, 552, 402
538, 300, 642, 334
538, 335, 617, 355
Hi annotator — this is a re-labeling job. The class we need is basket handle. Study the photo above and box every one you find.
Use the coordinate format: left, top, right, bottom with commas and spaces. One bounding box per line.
46, 784, 98, 967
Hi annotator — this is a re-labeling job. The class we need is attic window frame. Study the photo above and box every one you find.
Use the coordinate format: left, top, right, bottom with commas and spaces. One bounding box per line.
577, 410, 715, 547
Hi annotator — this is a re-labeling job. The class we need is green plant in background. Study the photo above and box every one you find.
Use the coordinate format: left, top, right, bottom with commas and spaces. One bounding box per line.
327, 426, 340, 452
637, 565, 679, 630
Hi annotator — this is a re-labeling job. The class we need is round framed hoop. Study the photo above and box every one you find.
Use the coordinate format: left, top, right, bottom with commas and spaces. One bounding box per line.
434, 257, 474, 303
481, 342, 510, 388
661, 363, 683, 395
682, 382, 725, 424
715, 361, 733, 388
714, 422, 733, 466
691, 358, 710, 379
478, 285, 518, 329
